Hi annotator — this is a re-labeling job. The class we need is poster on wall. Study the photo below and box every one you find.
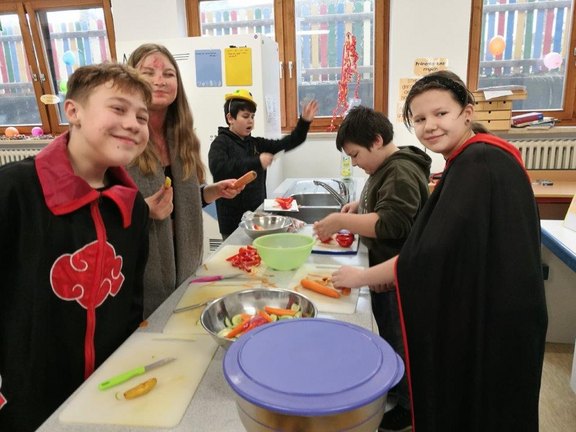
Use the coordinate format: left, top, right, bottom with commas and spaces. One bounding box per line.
195, 49, 222, 87
563, 194, 576, 232
225, 47, 252, 86
413, 57, 448, 76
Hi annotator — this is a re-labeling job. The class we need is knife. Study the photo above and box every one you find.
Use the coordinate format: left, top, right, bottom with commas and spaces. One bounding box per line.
98, 357, 176, 390
189, 274, 248, 283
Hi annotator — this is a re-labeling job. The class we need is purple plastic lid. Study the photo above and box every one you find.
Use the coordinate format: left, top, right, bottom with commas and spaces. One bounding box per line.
223, 318, 404, 416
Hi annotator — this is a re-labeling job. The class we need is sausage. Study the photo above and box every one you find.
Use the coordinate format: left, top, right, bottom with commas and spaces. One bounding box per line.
122, 377, 157, 400
232, 170, 257, 189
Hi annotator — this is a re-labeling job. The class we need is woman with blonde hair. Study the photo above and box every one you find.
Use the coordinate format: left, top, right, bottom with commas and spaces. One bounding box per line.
127, 43, 240, 317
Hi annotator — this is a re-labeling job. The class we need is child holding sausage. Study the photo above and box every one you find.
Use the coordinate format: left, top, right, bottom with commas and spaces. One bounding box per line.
313, 105, 431, 432
0, 63, 152, 431
208, 89, 318, 238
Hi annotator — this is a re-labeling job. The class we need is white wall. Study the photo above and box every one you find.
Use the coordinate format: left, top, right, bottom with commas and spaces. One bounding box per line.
111, 0, 473, 177
110, 0, 187, 42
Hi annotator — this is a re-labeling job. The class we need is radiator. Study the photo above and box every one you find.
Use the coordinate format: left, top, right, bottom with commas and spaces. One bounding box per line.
511, 139, 576, 170
0, 142, 47, 166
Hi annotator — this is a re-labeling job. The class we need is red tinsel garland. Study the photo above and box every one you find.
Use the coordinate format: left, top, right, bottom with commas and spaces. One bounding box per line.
328, 32, 361, 131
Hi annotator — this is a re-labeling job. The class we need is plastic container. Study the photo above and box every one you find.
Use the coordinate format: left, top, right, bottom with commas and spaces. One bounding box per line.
252, 233, 314, 271
223, 318, 404, 432
340, 154, 352, 178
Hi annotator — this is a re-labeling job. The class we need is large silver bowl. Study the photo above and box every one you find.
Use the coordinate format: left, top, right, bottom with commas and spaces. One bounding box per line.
200, 288, 317, 350
240, 215, 292, 239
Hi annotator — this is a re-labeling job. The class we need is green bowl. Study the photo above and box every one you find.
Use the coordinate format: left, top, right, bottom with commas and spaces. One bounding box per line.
252, 233, 314, 271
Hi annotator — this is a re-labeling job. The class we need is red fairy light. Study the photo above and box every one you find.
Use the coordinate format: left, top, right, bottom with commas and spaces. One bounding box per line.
328, 32, 361, 131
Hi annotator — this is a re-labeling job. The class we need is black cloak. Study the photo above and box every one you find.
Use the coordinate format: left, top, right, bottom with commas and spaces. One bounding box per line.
395, 133, 548, 432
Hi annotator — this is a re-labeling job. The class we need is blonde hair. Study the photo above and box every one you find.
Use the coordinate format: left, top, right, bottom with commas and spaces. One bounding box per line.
126, 43, 205, 183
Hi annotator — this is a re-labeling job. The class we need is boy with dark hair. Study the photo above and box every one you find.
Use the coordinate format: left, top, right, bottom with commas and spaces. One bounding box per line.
314, 105, 431, 432
0, 62, 151, 431
209, 89, 318, 238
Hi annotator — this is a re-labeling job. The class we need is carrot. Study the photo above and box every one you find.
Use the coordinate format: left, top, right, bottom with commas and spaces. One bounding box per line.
226, 316, 251, 339
300, 278, 341, 298
232, 170, 257, 189
258, 309, 274, 322
264, 306, 297, 316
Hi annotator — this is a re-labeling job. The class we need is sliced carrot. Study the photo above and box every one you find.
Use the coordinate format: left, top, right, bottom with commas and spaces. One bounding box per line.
258, 309, 274, 322
226, 316, 251, 338
300, 278, 341, 298
264, 306, 298, 316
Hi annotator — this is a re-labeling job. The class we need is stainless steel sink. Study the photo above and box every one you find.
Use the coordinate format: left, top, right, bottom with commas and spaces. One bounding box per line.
292, 205, 341, 223
289, 193, 342, 207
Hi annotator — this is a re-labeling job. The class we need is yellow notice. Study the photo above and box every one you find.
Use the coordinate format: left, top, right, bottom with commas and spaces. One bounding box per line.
413, 57, 448, 76
225, 47, 253, 86
399, 78, 418, 101
396, 100, 405, 124
564, 194, 576, 232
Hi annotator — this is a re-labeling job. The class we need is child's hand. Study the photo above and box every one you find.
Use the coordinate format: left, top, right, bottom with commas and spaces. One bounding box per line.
313, 214, 341, 242
302, 99, 319, 122
259, 152, 274, 169
203, 180, 242, 203
145, 185, 174, 220
341, 201, 359, 213
331, 265, 364, 289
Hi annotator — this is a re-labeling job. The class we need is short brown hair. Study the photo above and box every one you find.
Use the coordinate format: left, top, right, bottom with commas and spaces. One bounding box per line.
66, 62, 152, 106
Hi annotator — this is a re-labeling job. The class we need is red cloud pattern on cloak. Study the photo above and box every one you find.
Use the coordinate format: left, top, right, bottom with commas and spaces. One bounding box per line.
51, 241, 124, 308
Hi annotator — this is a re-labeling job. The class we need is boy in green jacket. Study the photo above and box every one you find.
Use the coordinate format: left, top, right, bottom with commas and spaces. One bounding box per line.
313, 106, 431, 432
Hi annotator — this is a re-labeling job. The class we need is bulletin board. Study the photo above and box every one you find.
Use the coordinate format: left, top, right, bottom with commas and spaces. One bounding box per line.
224, 47, 252, 86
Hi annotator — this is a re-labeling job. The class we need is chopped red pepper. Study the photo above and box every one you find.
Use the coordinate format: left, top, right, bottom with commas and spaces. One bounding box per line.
226, 245, 261, 272
335, 231, 355, 248
275, 197, 294, 209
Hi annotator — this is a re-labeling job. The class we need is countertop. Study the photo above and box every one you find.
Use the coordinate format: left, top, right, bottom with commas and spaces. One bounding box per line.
37, 221, 372, 431
541, 219, 576, 272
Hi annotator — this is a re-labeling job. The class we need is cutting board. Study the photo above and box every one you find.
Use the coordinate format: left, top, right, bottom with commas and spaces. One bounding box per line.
287, 263, 360, 314
300, 225, 360, 255
196, 244, 266, 277
59, 332, 217, 428
163, 282, 260, 336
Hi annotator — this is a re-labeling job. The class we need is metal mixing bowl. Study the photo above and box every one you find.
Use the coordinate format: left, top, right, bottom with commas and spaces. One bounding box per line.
200, 288, 317, 350
240, 215, 292, 239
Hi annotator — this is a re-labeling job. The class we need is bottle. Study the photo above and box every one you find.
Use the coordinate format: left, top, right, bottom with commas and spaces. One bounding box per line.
341, 154, 352, 179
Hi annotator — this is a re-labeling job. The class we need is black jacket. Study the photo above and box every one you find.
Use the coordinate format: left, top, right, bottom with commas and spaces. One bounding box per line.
209, 118, 311, 236
0, 133, 149, 431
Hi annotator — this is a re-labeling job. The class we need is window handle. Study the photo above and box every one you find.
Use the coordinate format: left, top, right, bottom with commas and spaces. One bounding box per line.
279, 61, 283, 79
288, 61, 293, 79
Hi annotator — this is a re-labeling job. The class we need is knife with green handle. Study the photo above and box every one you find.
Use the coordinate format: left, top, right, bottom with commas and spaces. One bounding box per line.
98, 357, 175, 390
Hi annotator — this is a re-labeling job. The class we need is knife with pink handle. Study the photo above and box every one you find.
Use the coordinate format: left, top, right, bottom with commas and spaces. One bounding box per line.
188, 274, 248, 283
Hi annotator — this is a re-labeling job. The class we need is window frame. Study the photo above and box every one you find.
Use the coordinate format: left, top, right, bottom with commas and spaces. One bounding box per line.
0, 0, 116, 135
467, 0, 576, 125
186, 0, 389, 133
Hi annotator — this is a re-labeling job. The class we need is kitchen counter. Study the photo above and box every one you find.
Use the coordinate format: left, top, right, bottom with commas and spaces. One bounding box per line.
38, 222, 372, 431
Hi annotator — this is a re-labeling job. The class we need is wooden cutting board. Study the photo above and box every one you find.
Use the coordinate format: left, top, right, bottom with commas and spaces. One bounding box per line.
196, 244, 259, 277
163, 282, 261, 335
287, 263, 360, 314
59, 332, 217, 428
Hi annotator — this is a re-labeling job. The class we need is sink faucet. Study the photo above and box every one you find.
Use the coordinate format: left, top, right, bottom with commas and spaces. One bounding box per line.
313, 180, 349, 207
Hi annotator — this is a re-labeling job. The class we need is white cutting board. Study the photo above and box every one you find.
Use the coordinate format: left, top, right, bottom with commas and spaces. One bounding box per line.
59, 332, 217, 428
300, 225, 360, 255
287, 263, 360, 314
163, 282, 261, 336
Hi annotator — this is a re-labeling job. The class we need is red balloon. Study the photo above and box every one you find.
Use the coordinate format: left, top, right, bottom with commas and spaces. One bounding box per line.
488, 35, 506, 57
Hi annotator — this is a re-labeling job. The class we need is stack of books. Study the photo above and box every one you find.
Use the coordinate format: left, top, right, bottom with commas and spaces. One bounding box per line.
511, 112, 556, 129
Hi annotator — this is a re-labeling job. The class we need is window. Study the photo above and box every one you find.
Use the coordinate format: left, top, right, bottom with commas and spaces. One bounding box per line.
468, 0, 576, 124
0, 0, 115, 135
186, 0, 389, 132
